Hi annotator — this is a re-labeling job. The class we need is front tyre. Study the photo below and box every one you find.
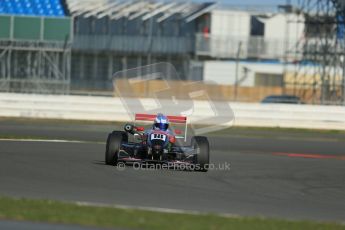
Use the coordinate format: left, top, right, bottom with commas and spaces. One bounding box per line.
191, 136, 210, 172
105, 131, 128, 165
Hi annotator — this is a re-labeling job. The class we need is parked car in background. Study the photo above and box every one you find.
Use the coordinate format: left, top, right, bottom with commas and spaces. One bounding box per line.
261, 95, 304, 104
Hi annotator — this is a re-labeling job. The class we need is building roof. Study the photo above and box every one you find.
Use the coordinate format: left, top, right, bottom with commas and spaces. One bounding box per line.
66, 0, 217, 22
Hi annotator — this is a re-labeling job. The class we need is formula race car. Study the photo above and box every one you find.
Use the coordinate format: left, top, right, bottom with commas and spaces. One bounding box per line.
105, 113, 210, 171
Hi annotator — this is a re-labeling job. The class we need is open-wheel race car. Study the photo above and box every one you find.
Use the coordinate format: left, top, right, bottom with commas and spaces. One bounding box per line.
105, 113, 210, 171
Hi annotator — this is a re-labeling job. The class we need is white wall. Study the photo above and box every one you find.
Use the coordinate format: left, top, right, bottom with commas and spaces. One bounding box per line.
206, 11, 304, 59
208, 10, 251, 58
263, 13, 304, 44
203, 60, 344, 87
210, 10, 251, 37
203, 61, 254, 86
204, 61, 288, 86
1, 93, 345, 131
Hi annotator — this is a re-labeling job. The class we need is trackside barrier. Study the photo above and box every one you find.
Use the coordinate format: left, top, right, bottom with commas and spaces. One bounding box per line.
0, 93, 345, 130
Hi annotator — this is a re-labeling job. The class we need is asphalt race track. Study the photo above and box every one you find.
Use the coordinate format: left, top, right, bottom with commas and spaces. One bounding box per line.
0, 120, 345, 223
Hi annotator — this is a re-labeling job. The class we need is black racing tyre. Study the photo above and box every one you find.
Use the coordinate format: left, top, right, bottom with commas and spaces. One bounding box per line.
191, 136, 210, 172
105, 131, 128, 165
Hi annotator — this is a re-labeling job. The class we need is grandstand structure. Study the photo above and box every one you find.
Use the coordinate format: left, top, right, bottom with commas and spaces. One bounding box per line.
0, 0, 72, 93
286, 0, 345, 104
67, 0, 216, 90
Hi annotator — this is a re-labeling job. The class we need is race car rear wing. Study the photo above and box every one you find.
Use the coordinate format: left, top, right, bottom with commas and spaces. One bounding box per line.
135, 113, 188, 141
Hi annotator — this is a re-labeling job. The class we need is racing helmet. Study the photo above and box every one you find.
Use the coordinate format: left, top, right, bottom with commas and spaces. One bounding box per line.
153, 113, 169, 131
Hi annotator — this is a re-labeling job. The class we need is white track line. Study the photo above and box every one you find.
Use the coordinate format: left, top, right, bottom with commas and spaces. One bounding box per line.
0, 138, 104, 144
75, 201, 345, 224
75, 201, 240, 218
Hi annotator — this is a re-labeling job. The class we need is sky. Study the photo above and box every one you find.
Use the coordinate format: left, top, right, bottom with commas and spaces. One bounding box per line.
221, 0, 287, 5
196, 0, 295, 6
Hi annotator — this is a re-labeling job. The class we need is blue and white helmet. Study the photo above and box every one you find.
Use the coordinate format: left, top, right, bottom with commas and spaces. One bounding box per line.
153, 113, 169, 131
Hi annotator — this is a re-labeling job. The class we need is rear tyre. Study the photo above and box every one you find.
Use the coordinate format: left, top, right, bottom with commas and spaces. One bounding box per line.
191, 136, 210, 172
105, 131, 128, 165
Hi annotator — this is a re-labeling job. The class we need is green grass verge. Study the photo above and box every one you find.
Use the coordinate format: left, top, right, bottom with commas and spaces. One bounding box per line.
0, 197, 343, 230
